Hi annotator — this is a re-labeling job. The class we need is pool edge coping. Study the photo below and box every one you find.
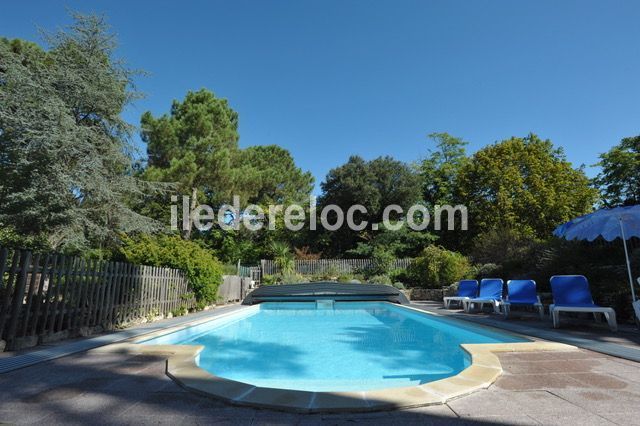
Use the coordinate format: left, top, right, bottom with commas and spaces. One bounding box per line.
91, 303, 580, 413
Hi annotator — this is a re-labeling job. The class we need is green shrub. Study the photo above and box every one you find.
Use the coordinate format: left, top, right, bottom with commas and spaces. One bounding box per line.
222, 263, 238, 275
474, 263, 502, 279
261, 272, 306, 284
470, 228, 543, 280
392, 282, 406, 290
171, 305, 189, 317
307, 266, 345, 282
337, 273, 354, 282
388, 267, 410, 283
0, 224, 50, 251
271, 241, 295, 275
365, 247, 395, 277
366, 274, 392, 285
120, 234, 223, 305
280, 272, 306, 284
261, 274, 278, 285
407, 245, 473, 288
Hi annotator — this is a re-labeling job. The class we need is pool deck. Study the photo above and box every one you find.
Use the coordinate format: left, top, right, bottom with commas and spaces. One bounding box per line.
1, 302, 640, 424
410, 301, 640, 362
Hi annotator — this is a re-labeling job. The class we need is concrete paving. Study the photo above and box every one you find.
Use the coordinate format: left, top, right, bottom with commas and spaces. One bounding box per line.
0, 304, 247, 373
2, 343, 639, 424
1, 303, 640, 424
411, 301, 640, 361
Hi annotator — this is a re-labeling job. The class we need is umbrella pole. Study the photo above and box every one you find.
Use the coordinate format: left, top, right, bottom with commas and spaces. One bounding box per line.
619, 218, 636, 303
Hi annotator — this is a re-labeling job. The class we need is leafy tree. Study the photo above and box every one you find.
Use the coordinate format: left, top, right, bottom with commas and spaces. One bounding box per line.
205, 227, 263, 264
406, 245, 473, 288
318, 155, 422, 255
140, 91, 314, 239
595, 135, 640, 207
236, 145, 314, 204
0, 14, 160, 252
420, 133, 468, 207
347, 222, 436, 258
319, 156, 379, 218
455, 134, 598, 245
141, 89, 243, 237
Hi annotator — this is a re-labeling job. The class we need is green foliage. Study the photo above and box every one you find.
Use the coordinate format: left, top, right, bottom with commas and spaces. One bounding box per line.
0, 224, 50, 251
261, 274, 278, 285
595, 135, 640, 207
140, 89, 241, 235
470, 228, 545, 279
205, 227, 263, 264
366, 274, 392, 285
171, 305, 189, 317
140, 91, 313, 239
271, 241, 295, 275
366, 246, 395, 277
407, 245, 473, 288
336, 273, 355, 282
221, 263, 238, 275
421, 133, 468, 207
455, 134, 598, 246
388, 267, 410, 284
0, 14, 162, 252
119, 234, 223, 304
279, 272, 307, 284
261, 272, 306, 285
236, 145, 314, 204
347, 222, 436, 259
392, 282, 406, 290
318, 155, 422, 256
307, 266, 345, 282
473, 263, 502, 280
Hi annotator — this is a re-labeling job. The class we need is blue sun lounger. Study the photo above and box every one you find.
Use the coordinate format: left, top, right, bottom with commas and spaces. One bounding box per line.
549, 275, 617, 332
501, 279, 544, 319
463, 278, 504, 314
443, 280, 478, 308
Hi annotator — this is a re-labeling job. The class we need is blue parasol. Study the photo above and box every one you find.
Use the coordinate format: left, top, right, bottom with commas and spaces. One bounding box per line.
553, 205, 640, 303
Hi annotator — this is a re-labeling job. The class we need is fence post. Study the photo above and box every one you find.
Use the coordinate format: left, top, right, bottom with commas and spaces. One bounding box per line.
29, 254, 50, 337
55, 256, 75, 333
0, 250, 20, 341
5, 251, 31, 347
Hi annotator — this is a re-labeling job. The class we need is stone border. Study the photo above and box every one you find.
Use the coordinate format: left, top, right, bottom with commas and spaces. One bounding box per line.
93, 305, 579, 413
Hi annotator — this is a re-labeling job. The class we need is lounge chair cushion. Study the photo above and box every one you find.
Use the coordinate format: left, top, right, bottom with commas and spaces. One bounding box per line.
457, 280, 478, 298
474, 278, 504, 300
506, 280, 538, 305
550, 275, 599, 306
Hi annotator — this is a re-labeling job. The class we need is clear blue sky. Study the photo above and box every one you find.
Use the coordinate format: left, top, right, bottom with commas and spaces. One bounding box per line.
2, 1, 639, 193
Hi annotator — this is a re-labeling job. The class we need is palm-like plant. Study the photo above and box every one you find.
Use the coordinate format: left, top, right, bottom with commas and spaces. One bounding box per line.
271, 241, 295, 275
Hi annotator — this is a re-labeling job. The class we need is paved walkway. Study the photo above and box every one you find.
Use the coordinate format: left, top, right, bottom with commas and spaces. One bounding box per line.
1, 342, 639, 424
0, 304, 246, 373
410, 301, 640, 361
2, 302, 640, 424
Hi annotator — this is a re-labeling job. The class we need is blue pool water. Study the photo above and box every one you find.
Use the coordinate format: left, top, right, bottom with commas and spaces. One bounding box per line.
141, 302, 526, 391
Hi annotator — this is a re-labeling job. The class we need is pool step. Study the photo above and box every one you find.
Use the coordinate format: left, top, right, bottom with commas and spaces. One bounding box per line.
316, 299, 335, 309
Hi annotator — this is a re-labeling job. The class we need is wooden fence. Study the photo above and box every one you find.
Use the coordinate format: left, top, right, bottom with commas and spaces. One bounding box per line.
260, 258, 414, 276
218, 275, 253, 303
0, 246, 196, 350
238, 265, 262, 285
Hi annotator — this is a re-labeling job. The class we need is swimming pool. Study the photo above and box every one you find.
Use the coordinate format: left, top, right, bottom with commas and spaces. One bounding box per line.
141, 302, 526, 392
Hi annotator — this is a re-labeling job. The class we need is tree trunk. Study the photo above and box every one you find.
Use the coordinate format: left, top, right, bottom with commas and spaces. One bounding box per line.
182, 187, 198, 240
